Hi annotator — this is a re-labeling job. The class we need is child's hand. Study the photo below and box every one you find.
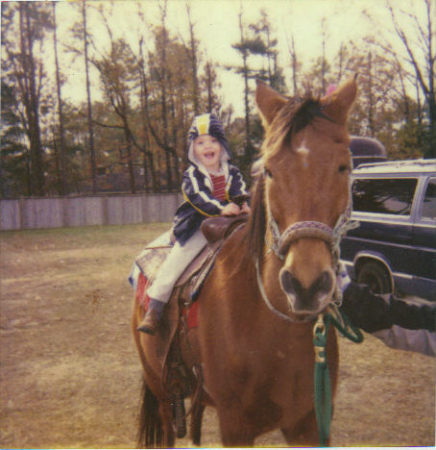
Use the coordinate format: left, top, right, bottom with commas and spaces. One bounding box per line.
221, 202, 241, 216
241, 202, 251, 214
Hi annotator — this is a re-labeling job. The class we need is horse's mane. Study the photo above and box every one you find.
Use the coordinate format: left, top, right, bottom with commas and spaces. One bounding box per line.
244, 95, 325, 261
263, 96, 324, 158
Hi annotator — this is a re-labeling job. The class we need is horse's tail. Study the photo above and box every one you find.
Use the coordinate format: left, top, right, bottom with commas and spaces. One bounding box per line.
137, 377, 163, 448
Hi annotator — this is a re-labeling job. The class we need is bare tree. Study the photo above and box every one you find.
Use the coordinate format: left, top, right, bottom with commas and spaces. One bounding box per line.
3, 3, 52, 196
91, 8, 139, 194
82, 0, 97, 192
387, 0, 435, 156
203, 61, 219, 112
186, 2, 200, 115
52, 2, 67, 195
287, 34, 299, 96
232, 8, 251, 162
137, 40, 158, 192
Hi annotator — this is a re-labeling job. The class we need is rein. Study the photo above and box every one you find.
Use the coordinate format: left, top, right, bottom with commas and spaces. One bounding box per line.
313, 308, 363, 446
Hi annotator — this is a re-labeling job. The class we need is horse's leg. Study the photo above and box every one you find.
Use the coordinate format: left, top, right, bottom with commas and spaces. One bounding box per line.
281, 409, 321, 447
190, 401, 205, 446
158, 399, 175, 448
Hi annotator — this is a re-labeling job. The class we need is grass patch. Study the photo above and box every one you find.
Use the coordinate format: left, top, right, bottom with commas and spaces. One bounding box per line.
0, 223, 434, 448
1, 222, 171, 250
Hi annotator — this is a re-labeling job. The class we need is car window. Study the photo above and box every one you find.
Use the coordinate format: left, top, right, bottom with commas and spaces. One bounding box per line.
421, 177, 436, 220
352, 178, 417, 215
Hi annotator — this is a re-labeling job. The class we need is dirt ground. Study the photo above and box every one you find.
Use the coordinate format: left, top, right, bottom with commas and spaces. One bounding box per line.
0, 223, 434, 449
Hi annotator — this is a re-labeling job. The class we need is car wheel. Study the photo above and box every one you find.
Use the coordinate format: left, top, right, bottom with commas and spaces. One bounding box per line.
357, 261, 392, 294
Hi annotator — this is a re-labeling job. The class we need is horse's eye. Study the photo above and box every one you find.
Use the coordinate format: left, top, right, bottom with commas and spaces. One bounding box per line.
264, 167, 273, 179
338, 164, 350, 174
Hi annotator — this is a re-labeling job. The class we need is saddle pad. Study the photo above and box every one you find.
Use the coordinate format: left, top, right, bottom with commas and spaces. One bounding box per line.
135, 246, 171, 281
134, 229, 173, 281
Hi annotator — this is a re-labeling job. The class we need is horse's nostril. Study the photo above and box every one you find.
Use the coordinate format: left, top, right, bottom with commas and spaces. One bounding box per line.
311, 271, 334, 296
280, 269, 299, 296
280, 268, 334, 312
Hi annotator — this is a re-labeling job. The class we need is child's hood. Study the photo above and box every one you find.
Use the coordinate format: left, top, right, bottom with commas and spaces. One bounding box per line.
187, 113, 231, 172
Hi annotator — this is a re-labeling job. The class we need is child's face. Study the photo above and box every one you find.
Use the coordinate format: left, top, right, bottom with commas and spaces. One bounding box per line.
193, 134, 222, 172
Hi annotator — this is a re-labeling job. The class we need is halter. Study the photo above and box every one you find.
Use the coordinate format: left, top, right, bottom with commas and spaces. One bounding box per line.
257, 169, 359, 321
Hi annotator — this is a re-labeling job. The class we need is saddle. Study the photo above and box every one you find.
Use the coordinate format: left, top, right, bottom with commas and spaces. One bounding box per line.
135, 214, 248, 304
134, 213, 248, 359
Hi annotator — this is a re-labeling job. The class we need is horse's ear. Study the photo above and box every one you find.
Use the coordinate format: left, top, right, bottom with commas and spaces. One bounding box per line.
255, 80, 288, 126
321, 76, 357, 125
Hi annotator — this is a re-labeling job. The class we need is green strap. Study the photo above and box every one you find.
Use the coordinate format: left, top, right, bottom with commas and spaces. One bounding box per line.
313, 315, 332, 446
326, 306, 364, 343
313, 309, 364, 446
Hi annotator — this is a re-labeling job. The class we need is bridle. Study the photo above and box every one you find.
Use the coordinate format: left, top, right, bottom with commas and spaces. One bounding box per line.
256, 168, 359, 322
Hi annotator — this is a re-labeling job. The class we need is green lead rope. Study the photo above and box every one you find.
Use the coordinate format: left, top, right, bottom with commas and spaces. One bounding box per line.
313, 308, 364, 446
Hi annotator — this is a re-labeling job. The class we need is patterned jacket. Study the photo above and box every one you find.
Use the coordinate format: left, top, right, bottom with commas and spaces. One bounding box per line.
173, 163, 248, 245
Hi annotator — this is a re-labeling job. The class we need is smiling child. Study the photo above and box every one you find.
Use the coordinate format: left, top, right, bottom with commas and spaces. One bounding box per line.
137, 113, 250, 334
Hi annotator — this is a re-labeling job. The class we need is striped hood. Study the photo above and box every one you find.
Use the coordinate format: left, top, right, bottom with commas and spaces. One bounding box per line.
187, 113, 231, 173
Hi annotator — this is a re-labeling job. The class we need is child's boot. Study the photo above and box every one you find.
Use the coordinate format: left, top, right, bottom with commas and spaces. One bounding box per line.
137, 299, 165, 335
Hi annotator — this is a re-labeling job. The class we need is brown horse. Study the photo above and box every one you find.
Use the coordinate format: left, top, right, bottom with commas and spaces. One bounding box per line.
132, 77, 357, 447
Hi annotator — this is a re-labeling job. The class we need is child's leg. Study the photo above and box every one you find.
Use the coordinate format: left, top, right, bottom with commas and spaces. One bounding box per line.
138, 230, 207, 334
147, 229, 207, 303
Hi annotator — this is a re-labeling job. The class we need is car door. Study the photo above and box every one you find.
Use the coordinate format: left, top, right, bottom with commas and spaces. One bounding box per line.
345, 177, 416, 275
411, 176, 436, 300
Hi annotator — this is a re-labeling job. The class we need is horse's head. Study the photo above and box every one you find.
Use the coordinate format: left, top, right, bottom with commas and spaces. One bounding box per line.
254, 78, 357, 317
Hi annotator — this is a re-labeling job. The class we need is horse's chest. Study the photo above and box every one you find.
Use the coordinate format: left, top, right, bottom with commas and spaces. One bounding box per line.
228, 344, 315, 398
228, 361, 316, 432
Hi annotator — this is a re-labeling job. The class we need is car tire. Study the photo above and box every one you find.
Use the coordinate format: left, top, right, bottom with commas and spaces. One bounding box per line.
357, 261, 392, 294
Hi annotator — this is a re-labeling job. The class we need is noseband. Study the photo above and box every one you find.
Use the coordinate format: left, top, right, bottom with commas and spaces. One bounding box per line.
267, 214, 336, 260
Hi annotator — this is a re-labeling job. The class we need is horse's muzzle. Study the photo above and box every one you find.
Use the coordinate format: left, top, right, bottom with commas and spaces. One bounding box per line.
279, 268, 335, 314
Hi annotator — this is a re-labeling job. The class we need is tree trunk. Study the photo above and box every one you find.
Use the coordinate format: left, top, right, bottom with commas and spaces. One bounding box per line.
158, 2, 173, 190
20, 3, 45, 196
367, 52, 375, 135
52, 127, 63, 194
205, 62, 214, 112
52, 2, 67, 195
187, 4, 200, 115
82, 0, 97, 193
139, 66, 157, 192
239, 12, 251, 162
387, 0, 435, 157
145, 152, 159, 192
126, 142, 136, 194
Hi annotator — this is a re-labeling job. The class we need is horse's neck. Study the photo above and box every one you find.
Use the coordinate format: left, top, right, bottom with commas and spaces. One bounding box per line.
220, 225, 253, 277
219, 226, 296, 324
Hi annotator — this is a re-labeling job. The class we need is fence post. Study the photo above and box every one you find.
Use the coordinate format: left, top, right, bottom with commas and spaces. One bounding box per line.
102, 196, 109, 226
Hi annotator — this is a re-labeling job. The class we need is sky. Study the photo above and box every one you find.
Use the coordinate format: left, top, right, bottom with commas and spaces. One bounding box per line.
48, 0, 425, 117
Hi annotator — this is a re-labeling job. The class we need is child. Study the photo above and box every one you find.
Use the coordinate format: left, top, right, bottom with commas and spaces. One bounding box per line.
138, 113, 250, 335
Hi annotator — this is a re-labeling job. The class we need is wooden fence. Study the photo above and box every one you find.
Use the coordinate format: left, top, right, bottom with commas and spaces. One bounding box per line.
0, 193, 183, 231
